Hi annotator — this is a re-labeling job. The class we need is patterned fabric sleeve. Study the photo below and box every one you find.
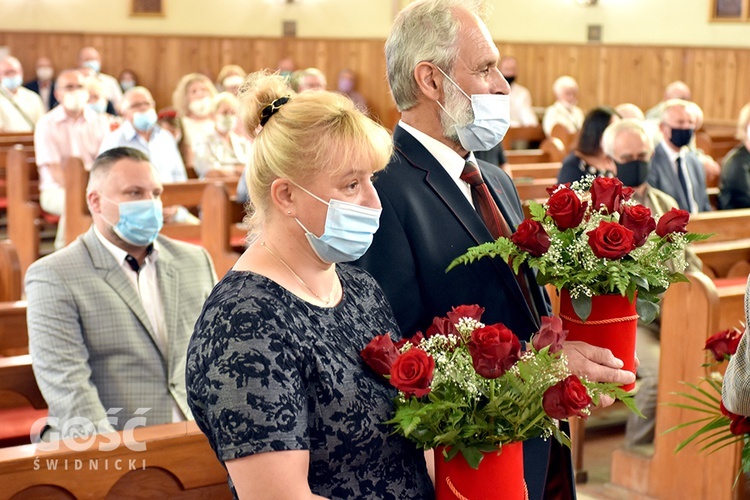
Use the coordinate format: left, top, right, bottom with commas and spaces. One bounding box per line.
723, 277, 750, 415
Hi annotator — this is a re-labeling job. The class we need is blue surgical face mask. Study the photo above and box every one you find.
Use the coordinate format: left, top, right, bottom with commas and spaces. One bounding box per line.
669, 127, 693, 148
132, 108, 157, 132
435, 67, 511, 151
291, 182, 382, 263
1, 75, 22, 92
101, 196, 164, 246
87, 99, 106, 114
82, 60, 101, 74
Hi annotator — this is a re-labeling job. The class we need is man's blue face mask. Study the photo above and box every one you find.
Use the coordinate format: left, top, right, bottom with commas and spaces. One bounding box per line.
101, 196, 164, 246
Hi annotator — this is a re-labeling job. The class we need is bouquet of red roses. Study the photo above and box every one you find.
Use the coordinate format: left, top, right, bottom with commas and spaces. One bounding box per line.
361, 304, 637, 468
448, 176, 710, 323
669, 326, 750, 478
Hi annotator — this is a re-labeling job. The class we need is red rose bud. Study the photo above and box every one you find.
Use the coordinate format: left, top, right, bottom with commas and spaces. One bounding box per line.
446, 304, 485, 326
543, 375, 593, 420
511, 220, 551, 257
622, 186, 635, 201
655, 208, 690, 238
426, 316, 456, 338
704, 328, 743, 362
591, 177, 624, 214
587, 221, 635, 260
394, 331, 425, 350
547, 187, 587, 230
360, 333, 400, 376
619, 204, 657, 247
389, 348, 435, 398
720, 400, 732, 417
467, 323, 521, 379
730, 414, 750, 435
532, 316, 568, 353
546, 183, 570, 196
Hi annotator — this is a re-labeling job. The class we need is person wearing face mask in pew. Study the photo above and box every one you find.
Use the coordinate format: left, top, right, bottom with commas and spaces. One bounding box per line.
192, 92, 249, 179
172, 73, 218, 157
718, 102, 750, 210
99, 87, 196, 223
646, 98, 712, 213
0, 55, 45, 132
603, 118, 702, 448
34, 69, 111, 249
26, 146, 217, 442
24, 56, 58, 112
83, 73, 121, 131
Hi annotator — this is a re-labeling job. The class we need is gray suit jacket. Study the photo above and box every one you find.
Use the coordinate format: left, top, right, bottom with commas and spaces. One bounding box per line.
647, 142, 711, 212
26, 228, 217, 439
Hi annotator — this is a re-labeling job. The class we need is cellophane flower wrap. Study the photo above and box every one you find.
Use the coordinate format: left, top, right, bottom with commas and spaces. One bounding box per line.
361, 305, 638, 468
447, 176, 711, 322
668, 326, 750, 482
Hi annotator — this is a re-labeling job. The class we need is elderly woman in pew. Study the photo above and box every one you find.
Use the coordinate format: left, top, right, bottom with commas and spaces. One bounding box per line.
192, 92, 250, 180
718, 102, 750, 210
557, 106, 621, 184
723, 278, 750, 416
185, 71, 433, 499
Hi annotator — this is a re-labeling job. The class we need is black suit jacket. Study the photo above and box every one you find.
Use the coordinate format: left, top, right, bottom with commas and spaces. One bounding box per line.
23, 79, 58, 110
355, 125, 571, 500
647, 142, 711, 212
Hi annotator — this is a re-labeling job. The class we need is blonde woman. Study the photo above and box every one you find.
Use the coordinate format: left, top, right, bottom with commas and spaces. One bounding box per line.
192, 92, 249, 179
186, 72, 433, 499
172, 73, 217, 152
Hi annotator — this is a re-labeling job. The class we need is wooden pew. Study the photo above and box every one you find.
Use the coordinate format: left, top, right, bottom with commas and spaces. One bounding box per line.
687, 208, 750, 244
503, 125, 545, 148
0, 421, 232, 499
201, 182, 246, 278
549, 124, 579, 153
610, 273, 746, 500
0, 133, 34, 148
696, 125, 738, 162
508, 162, 561, 181
505, 149, 551, 164
539, 137, 566, 163
6, 146, 43, 280
514, 177, 558, 203
693, 240, 750, 280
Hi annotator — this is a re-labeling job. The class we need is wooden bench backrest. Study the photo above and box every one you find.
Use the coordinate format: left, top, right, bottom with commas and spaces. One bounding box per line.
0, 354, 46, 410
0, 241, 22, 304
687, 208, 750, 244
539, 137, 566, 163
0, 421, 231, 499
611, 273, 746, 499
6, 147, 41, 281
504, 125, 545, 145
693, 239, 750, 279
201, 182, 245, 278
514, 177, 557, 202
549, 123, 579, 153
509, 162, 562, 180
0, 301, 28, 358
505, 149, 550, 165
0, 134, 34, 148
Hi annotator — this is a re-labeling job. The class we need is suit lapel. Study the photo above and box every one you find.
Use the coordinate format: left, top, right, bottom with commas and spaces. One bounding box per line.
82, 228, 164, 358
393, 126, 539, 325
155, 241, 179, 369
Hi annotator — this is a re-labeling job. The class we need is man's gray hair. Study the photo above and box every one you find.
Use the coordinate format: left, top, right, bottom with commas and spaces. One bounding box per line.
385, 0, 487, 112
120, 86, 155, 113
659, 98, 690, 124
601, 118, 654, 158
552, 75, 578, 98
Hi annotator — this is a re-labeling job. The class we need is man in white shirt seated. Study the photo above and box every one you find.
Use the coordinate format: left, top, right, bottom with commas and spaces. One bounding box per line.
542, 75, 585, 137
499, 56, 538, 127
78, 46, 123, 111
0, 56, 45, 132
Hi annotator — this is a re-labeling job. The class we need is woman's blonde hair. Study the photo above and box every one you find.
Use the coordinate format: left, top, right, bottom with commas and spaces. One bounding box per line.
216, 64, 246, 85
238, 70, 393, 240
172, 73, 217, 117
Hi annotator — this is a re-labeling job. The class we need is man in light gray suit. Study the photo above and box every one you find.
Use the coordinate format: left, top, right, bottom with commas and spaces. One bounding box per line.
26, 147, 217, 440
646, 99, 712, 213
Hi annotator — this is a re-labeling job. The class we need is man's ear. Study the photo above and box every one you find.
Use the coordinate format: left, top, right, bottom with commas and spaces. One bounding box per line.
413, 61, 443, 102
87, 190, 102, 215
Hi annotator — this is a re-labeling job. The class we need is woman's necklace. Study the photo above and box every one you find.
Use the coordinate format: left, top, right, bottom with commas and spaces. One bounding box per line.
261, 241, 336, 306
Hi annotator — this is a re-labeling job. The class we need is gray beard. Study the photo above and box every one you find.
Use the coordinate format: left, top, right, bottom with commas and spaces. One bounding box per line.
439, 79, 474, 144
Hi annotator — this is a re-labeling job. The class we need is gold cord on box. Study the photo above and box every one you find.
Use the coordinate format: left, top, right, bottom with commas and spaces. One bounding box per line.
261, 241, 336, 306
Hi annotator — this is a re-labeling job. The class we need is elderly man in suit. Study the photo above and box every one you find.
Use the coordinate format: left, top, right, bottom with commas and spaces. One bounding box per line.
354, 1, 634, 498
647, 99, 712, 213
26, 146, 217, 441
23, 56, 58, 112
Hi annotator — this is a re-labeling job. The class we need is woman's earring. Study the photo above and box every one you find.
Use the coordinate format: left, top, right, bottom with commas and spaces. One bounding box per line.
287, 210, 292, 215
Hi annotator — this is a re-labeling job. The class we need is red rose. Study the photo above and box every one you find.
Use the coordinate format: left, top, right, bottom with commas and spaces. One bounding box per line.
511, 220, 551, 257
619, 204, 657, 247
546, 186, 587, 229
543, 375, 593, 420
360, 333, 400, 376
704, 328, 743, 362
446, 304, 485, 326
426, 316, 456, 338
394, 331, 425, 350
591, 177, 624, 214
720, 401, 750, 435
655, 208, 690, 238
587, 221, 635, 259
622, 186, 635, 201
467, 323, 521, 379
389, 348, 435, 398
532, 316, 568, 354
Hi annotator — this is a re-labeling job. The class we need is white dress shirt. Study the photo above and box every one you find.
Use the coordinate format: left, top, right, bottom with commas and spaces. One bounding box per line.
660, 139, 698, 213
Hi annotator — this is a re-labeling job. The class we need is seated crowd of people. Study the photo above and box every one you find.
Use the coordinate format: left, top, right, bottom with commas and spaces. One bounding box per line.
2, 1, 750, 495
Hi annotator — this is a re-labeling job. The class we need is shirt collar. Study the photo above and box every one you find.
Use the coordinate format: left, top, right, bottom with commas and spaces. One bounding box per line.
93, 225, 159, 268
51, 105, 97, 124
399, 120, 477, 181
660, 139, 682, 163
